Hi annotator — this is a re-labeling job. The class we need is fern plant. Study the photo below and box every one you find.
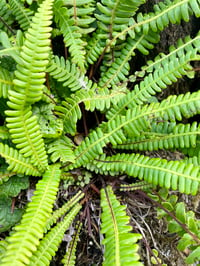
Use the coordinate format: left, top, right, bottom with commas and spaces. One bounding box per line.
0, 0, 200, 265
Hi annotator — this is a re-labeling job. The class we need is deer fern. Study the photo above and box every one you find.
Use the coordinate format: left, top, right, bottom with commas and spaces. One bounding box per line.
0, 0, 200, 265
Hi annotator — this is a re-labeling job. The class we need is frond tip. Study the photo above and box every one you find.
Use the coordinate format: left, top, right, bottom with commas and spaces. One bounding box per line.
101, 185, 142, 266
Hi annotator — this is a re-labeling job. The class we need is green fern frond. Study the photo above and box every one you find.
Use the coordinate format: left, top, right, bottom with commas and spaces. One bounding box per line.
44, 190, 84, 232
47, 56, 95, 92
87, 153, 200, 195
85, 0, 145, 65
47, 136, 75, 163
0, 143, 41, 176
62, 221, 82, 266
8, 0, 34, 31
96, 0, 145, 37
0, 66, 14, 98
55, 87, 126, 135
64, 0, 95, 34
1, 164, 61, 266
85, 32, 106, 65
5, 0, 54, 171
101, 185, 142, 266
6, 108, 48, 172
106, 49, 199, 120
67, 91, 200, 169
29, 203, 82, 266
119, 92, 200, 139
95, 0, 200, 73
8, 0, 53, 106
138, 31, 200, 77
138, 0, 200, 33
114, 0, 200, 43
0, 0, 14, 35
115, 122, 199, 151
97, 34, 156, 88
54, 0, 86, 72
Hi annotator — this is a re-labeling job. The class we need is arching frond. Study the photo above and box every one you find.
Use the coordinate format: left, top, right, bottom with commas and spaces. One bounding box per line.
114, 122, 199, 151
29, 204, 82, 266
115, 0, 200, 42
1, 164, 61, 266
98, 33, 159, 88
86, 0, 145, 65
136, 0, 200, 34
67, 91, 200, 169
0, 143, 41, 176
8, 0, 34, 31
101, 185, 142, 265
47, 56, 95, 92
53, 0, 87, 72
85, 32, 106, 65
87, 154, 200, 195
138, 31, 200, 77
8, 0, 53, 106
106, 48, 199, 120
5, 0, 54, 171
62, 221, 82, 266
6, 108, 48, 172
44, 190, 84, 232
55, 87, 126, 135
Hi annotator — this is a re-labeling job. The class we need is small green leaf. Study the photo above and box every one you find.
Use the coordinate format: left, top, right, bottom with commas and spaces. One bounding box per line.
0, 195, 24, 232
168, 220, 182, 233
185, 246, 200, 264
0, 175, 29, 197
177, 233, 194, 251
176, 202, 186, 223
